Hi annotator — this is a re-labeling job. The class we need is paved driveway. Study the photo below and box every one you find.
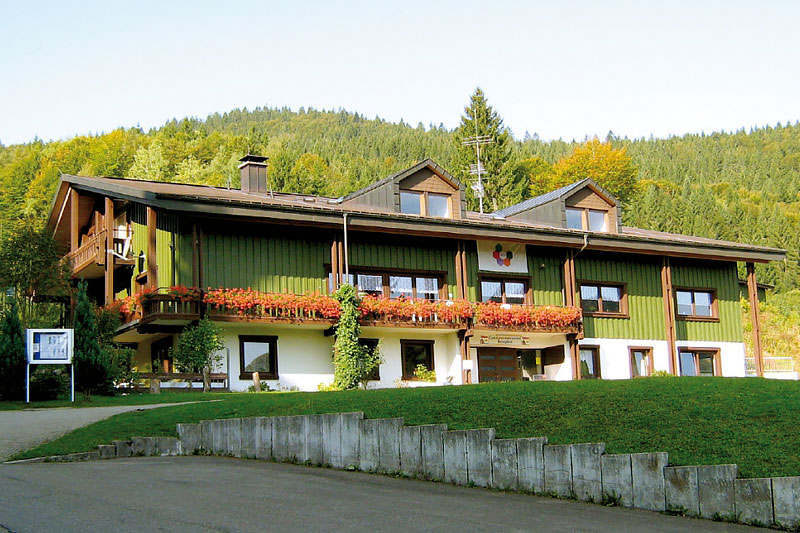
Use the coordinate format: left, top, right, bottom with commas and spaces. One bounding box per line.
0, 403, 194, 461
0, 457, 761, 532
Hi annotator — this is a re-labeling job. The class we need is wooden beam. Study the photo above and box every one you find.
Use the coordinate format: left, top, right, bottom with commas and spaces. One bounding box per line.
459, 330, 471, 384
460, 242, 469, 299
563, 251, 580, 380
746, 262, 764, 377
104, 197, 114, 305
147, 206, 158, 289
191, 222, 199, 288
337, 239, 345, 284
331, 237, 339, 290
455, 243, 464, 299
569, 336, 581, 381
69, 188, 79, 253
661, 257, 677, 374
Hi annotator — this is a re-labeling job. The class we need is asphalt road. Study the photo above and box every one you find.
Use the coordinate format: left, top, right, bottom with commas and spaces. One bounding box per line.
0, 456, 761, 532
0, 403, 204, 461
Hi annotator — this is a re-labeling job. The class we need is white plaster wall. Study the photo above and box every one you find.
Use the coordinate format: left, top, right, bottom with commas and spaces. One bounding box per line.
546, 340, 575, 381
675, 340, 747, 377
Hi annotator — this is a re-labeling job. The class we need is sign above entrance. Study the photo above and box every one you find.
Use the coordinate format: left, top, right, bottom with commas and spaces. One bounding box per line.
476, 241, 528, 274
478, 333, 532, 346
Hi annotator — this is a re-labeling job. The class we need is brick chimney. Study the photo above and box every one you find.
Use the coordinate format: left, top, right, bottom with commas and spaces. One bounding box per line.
238, 154, 269, 194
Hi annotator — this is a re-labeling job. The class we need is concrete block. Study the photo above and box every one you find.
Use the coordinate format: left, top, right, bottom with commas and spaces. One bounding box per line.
377, 418, 403, 472
340, 412, 363, 469
571, 443, 605, 503
51, 451, 99, 462
517, 437, 547, 493
98, 445, 116, 460
286, 416, 305, 462
631, 452, 667, 511
255, 417, 273, 461
443, 431, 468, 486
240, 418, 259, 459
271, 416, 291, 462
735, 478, 773, 526
156, 437, 181, 456
697, 464, 737, 519
131, 437, 156, 457
322, 413, 342, 468
211, 419, 226, 455
466, 429, 495, 488
420, 424, 447, 480
544, 444, 572, 497
224, 418, 242, 458
664, 466, 699, 516
399, 426, 422, 477
176, 423, 201, 455
303, 414, 324, 465
491, 439, 518, 491
113, 440, 131, 458
359, 419, 381, 472
772, 476, 800, 529
200, 420, 214, 453
602, 454, 634, 508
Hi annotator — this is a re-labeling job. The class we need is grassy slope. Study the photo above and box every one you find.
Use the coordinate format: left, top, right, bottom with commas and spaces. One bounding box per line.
15, 378, 800, 479
0, 392, 224, 411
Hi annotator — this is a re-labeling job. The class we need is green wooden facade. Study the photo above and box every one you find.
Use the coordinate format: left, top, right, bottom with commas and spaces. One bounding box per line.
672, 260, 743, 342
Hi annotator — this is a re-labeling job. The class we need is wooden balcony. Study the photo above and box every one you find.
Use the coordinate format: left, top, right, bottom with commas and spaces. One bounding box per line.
139, 294, 202, 326
66, 230, 135, 279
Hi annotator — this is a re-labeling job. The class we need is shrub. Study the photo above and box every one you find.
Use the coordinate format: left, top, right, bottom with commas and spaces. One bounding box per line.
29, 366, 68, 401
171, 319, 224, 374
0, 297, 26, 401
413, 364, 436, 383
73, 281, 111, 395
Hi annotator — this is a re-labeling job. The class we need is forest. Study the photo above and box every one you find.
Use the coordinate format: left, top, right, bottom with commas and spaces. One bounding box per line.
1, 92, 799, 362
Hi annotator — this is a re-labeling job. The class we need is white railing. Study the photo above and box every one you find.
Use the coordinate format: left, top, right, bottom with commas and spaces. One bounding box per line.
745, 356, 796, 374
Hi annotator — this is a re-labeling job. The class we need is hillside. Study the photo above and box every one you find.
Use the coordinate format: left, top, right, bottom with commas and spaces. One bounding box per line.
1, 106, 799, 363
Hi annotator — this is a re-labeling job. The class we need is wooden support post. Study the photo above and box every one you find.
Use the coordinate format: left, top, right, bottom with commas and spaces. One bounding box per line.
331, 237, 339, 290
661, 257, 677, 375
198, 225, 204, 290
455, 243, 464, 299
146, 207, 158, 289
69, 188, 79, 253
459, 330, 472, 384
746, 262, 764, 377
337, 239, 345, 284
563, 251, 581, 380
460, 242, 469, 299
104, 197, 115, 305
191, 222, 199, 288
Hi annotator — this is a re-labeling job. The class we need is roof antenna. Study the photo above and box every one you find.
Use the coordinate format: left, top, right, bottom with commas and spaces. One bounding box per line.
461, 104, 494, 214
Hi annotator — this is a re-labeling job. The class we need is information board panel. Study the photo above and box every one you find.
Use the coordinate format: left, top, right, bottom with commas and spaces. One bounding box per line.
27, 329, 74, 364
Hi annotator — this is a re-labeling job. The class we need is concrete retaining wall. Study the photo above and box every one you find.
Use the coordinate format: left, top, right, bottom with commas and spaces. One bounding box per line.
75, 413, 800, 530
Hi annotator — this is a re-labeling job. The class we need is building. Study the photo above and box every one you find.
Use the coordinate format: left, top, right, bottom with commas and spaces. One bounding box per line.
46, 157, 785, 390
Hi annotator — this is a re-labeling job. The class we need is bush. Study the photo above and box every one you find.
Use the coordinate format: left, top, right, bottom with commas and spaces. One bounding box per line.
29, 366, 68, 401
413, 364, 436, 383
0, 297, 26, 401
73, 281, 111, 395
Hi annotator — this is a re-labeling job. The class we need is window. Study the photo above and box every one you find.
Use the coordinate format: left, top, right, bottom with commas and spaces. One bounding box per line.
329, 268, 445, 300
357, 274, 384, 297
565, 207, 609, 232
239, 335, 278, 380
629, 347, 653, 378
359, 338, 380, 381
401, 340, 434, 380
579, 282, 626, 316
675, 289, 717, 320
427, 194, 450, 217
679, 349, 720, 377
400, 191, 422, 214
579, 346, 601, 379
480, 277, 529, 305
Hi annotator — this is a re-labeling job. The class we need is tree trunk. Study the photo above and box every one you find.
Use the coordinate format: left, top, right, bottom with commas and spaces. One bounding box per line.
202, 367, 210, 392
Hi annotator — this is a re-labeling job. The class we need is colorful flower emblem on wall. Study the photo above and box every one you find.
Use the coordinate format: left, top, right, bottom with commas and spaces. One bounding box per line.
492, 243, 513, 267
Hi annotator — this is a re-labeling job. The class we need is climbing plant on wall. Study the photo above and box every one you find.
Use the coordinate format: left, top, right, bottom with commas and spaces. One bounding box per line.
332, 284, 380, 390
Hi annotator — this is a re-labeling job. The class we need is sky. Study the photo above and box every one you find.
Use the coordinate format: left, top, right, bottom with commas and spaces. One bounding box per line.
1, 0, 799, 145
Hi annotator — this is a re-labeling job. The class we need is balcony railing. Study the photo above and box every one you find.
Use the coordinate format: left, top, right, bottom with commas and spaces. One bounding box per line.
745, 356, 796, 375
110, 286, 583, 333
67, 230, 106, 273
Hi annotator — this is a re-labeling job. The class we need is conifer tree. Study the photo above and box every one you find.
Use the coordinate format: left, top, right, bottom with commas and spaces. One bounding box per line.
0, 297, 26, 401
453, 88, 513, 211
73, 281, 109, 395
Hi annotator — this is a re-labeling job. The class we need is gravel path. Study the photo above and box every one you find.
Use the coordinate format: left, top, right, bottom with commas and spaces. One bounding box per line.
0, 403, 198, 461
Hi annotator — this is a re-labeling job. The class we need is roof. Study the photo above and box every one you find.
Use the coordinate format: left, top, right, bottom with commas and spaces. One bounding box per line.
340, 158, 463, 202
493, 178, 618, 218
48, 171, 786, 264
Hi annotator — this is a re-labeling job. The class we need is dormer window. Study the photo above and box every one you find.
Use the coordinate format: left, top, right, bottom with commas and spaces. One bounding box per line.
566, 207, 609, 232
400, 190, 452, 218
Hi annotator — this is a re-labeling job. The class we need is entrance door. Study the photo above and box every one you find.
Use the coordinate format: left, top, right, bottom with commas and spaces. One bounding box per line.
478, 348, 521, 382
151, 336, 174, 373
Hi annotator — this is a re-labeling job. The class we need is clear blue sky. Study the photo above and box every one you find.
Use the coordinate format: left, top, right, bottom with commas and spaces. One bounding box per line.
1, 0, 798, 145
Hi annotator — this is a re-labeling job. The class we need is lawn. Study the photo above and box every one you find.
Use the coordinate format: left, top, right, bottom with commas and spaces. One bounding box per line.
0, 391, 226, 411
13, 377, 800, 479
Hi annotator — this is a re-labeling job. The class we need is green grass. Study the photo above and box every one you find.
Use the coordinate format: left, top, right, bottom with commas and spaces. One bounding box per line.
13, 378, 800, 478
0, 391, 225, 411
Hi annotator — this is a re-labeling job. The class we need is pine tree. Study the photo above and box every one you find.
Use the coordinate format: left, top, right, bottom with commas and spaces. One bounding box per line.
73, 281, 109, 395
453, 88, 513, 212
0, 297, 26, 401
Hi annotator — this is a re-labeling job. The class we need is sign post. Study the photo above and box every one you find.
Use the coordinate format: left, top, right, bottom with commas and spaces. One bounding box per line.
26, 329, 75, 403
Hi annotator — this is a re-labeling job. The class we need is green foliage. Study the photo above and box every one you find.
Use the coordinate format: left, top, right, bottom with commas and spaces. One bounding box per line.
73, 281, 111, 395
551, 138, 638, 201
0, 297, 26, 400
650, 370, 675, 378
171, 319, 224, 373
412, 364, 436, 383
16, 379, 800, 479
332, 284, 380, 390
29, 366, 67, 401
